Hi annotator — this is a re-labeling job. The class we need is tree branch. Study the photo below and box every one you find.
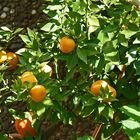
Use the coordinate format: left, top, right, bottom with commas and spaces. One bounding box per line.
92, 123, 103, 140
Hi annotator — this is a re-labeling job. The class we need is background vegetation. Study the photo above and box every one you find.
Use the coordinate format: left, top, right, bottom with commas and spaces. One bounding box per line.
0, 0, 140, 140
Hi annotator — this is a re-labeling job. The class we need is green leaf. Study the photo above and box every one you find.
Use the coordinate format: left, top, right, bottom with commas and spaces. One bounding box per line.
13, 28, 23, 34
75, 22, 82, 36
68, 11, 83, 21
81, 95, 97, 117
122, 119, 140, 139
55, 91, 70, 101
39, 53, 51, 62
78, 60, 89, 71
103, 123, 121, 139
104, 24, 118, 33
88, 25, 98, 33
41, 22, 58, 32
0, 133, 7, 140
97, 30, 109, 44
85, 39, 99, 56
102, 41, 116, 53
105, 52, 120, 64
103, 0, 110, 6
77, 47, 87, 64
88, 15, 99, 27
121, 30, 137, 39
27, 28, 36, 39
47, 5, 62, 10
121, 105, 140, 123
118, 33, 128, 47
41, 23, 53, 32
1, 26, 11, 32
102, 41, 120, 64
78, 136, 94, 140
100, 106, 110, 119
133, 133, 140, 140
128, 23, 139, 31
122, 119, 140, 130
30, 101, 46, 116
19, 34, 31, 45
36, 103, 46, 116
133, 38, 140, 44
135, 60, 140, 75
66, 67, 75, 82
117, 78, 138, 99
43, 98, 53, 106
67, 53, 78, 70
96, 55, 105, 75
81, 105, 96, 117
72, 1, 87, 15
32, 38, 39, 51
53, 102, 69, 124
86, 47, 99, 56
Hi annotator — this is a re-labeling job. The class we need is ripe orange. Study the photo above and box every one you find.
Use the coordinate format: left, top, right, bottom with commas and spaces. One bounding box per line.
90, 80, 116, 97
15, 118, 36, 138
0, 50, 7, 64
108, 85, 116, 98
20, 71, 38, 84
29, 85, 47, 102
60, 36, 76, 53
7, 52, 19, 69
91, 80, 108, 96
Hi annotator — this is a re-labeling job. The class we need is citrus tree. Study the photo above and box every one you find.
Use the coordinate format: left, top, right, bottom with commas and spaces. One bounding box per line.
1, 0, 140, 140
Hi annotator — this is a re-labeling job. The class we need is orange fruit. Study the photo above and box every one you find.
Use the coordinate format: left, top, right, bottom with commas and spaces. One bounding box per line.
20, 71, 38, 84
91, 80, 108, 96
60, 36, 76, 53
91, 80, 116, 97
15, 112, 36, 138
7, 52, 19, 69
108, 85, 116, 98
0, 50, 7, 64
29, 85, 47, 102
15, 118, 36, 138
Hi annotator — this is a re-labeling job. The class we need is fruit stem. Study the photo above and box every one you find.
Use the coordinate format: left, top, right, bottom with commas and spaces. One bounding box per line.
55, 58, 59, 79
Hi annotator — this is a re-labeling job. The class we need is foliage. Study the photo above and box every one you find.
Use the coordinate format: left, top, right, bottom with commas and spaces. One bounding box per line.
1, 0, 140, 139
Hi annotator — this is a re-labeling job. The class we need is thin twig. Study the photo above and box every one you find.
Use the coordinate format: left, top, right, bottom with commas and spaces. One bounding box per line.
9, 133, 22, 139
92, 123, 103, 140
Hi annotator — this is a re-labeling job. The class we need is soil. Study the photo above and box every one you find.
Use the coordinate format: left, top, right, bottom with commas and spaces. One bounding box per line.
0, 0, 48, 52
0, 0, 47, 28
